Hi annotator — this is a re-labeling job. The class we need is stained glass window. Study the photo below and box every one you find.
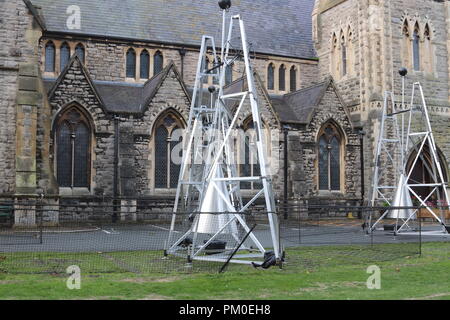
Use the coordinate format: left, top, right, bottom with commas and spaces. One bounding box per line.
75, 43, 85, 64
60, 42, 70, 71
318, 136, 329, 190
56, 107, 91, 188
225, 64, 233, 85
140, 50, 150, 79
413, 27, 420, 71
279, 64, 286, 91
154, 113, 184, 189
318, 123, 342, 191
341, 36, 347, 77
126, 48, 136, 78
154, 51, 163, 75
290, 66, 297, 92
267, 63, 274, 90
45, 41, 55, 72
154, 126, 168, 188
240, 119, 268, 190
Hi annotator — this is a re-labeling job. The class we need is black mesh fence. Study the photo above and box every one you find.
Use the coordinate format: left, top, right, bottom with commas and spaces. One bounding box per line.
0, 198, 446, 275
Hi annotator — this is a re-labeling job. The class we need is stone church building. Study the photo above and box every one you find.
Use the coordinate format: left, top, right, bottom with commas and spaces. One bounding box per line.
1, 0, 450, 226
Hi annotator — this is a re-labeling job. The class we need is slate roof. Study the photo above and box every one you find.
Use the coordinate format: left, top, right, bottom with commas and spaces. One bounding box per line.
30, 0, 316, 59
271, 79, 332, 124
44, 59, 188, 115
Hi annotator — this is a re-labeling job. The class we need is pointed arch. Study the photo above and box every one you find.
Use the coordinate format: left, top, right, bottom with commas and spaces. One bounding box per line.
413, 22, 421, 71
60, 42, 71, 71
54, 104, 93, 189
340, 30, 347, 77
152, 109, 185, 189
330, 33, 338, 79
75, 43, 85, 64
45, 41, 56, 73
289, 66, 297, 92
239, 116, 270, 190
401, 18, 412, 69
423, 23, 434, 73
140, 49, 150, 79
406, 142, 448, 202
346, 26, 355, 76
279, 64, 286, 91
153, 50, 164, 75
126, 48, 136, 78
225, 62, 233, 85
317, 120, 345, 192
267, 63, 275, 90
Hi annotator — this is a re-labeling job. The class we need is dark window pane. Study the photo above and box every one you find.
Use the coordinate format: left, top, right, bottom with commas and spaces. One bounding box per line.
154, 51, 163, 75
60, 43, 70, 71
170, 131, 182, 188
126, 49, 136, 78
155, 126, 168, 188
341, 41, 347, 76
75, 44, 85, 64
241, 135, 251, 190
57, 122, 72, 187
267, 64, 274, 90
45, 42, 55, 72
413, 31, 420, 71
202, 56, 209, 84
279, 65, 286, 91
140, 50, 150, 79
318, 136, 329, 190
225, 64, 233, 85
290, 67, 297, 92
330, 137, 340, 190
73, 122, 89, 187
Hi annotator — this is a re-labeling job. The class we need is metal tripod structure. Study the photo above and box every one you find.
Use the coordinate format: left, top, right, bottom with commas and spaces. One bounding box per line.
369, 77, 449, 235
165, 9, 281, 265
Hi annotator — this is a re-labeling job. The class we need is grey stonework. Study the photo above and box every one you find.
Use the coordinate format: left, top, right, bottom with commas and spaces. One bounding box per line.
7, 0, 450, 224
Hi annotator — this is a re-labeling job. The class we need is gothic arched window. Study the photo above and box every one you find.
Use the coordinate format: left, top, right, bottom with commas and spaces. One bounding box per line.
60, 42, 70, 71
154, 112, 184, 189
140, 50, 150, 79
413, 23, 420, 71
225, 63, 233, 85
154, 51, 164, 75
340, 34, 347, 77
55, 106, 92, 188
279, 64, 286, 91
290, 66, 297, 92
423, 23, 433, 73
331, 33, 338, 79
126, 48, 136, 78
318, 123, 342, 191
45, 41, 55, 73
240, 118, 270, 190
75, 43, 85, 64
267, 63, 274, 90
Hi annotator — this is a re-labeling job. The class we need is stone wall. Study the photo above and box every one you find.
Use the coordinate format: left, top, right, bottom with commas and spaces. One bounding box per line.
0, 0, 43, 195
44, 58, 115, 196
295, 82, 362, 200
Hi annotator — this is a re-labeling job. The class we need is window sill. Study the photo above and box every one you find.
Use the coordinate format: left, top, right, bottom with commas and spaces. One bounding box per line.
153, 188, 177, 195
317, 190, 344, 197
59, 187, 91, 196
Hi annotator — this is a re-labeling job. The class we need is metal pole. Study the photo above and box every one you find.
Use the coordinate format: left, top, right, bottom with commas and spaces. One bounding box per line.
359, 130, 365, 218
113, 116, 119, 223
283, 127, 288, 220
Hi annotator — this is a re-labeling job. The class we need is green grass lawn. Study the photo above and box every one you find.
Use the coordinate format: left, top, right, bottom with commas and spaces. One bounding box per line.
0, 242, 449, 300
